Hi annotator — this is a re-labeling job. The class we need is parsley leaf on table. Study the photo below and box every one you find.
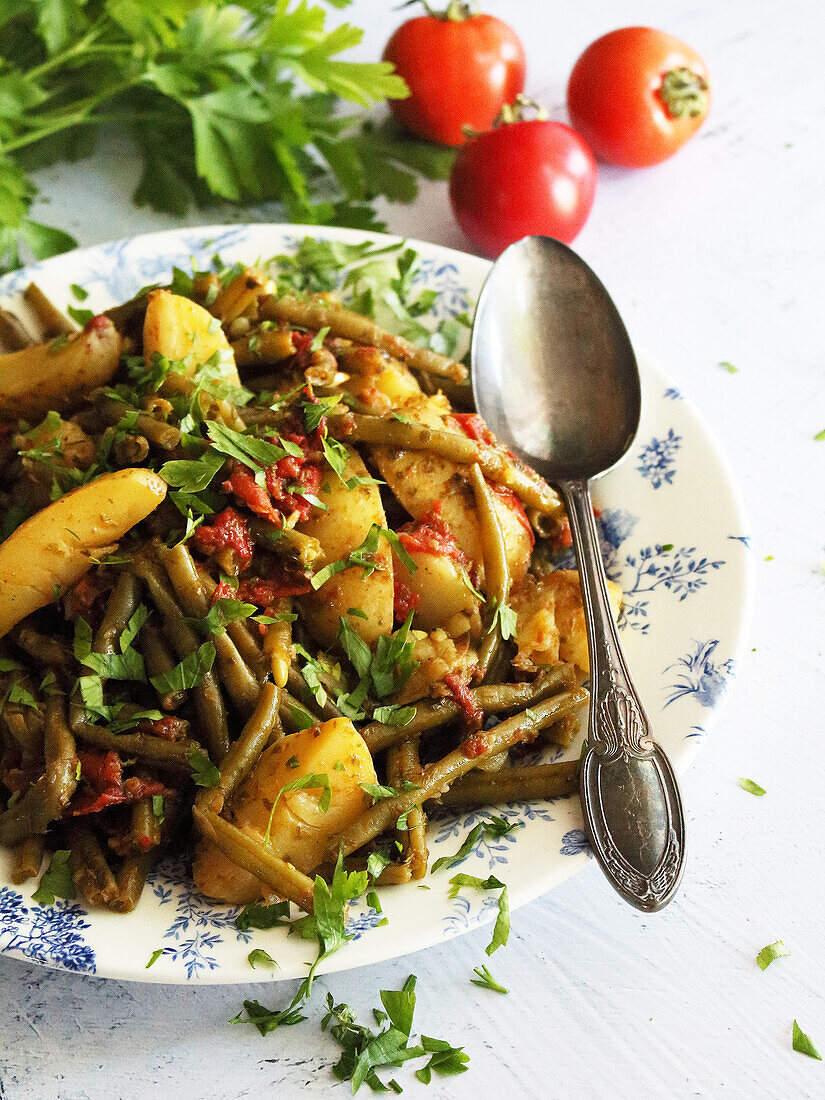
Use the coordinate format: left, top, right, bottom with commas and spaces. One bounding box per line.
0, 6, 457, 273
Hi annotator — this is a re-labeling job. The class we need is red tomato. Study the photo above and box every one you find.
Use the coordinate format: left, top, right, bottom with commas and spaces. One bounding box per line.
567, 27, 710, 168
449, 115, 597, 257
382, 5, 525, 146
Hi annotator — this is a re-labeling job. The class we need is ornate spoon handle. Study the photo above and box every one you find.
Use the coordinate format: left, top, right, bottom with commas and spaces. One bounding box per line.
560, 478, 686, 912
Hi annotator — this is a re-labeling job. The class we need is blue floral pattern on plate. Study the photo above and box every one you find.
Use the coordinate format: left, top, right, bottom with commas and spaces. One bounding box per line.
0, 223, 752, 983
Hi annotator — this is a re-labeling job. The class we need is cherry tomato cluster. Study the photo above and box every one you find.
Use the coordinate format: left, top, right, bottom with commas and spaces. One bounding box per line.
383, 5, 711, 257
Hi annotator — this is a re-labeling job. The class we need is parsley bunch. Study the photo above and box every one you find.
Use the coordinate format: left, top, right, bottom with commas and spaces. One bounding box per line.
0, 1, 456, 272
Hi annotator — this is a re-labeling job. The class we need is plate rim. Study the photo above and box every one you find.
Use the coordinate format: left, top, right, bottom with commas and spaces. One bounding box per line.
0, 222, 754, 984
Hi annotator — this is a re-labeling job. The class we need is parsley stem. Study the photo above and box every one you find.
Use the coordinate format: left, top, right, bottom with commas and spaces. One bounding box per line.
1, 81, 141, 154
25, 28, 104, 80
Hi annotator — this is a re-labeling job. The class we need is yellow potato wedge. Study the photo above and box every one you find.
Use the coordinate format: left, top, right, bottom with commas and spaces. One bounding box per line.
0, 468, 166, 638
511, 569, 623, 674
371, 395, 532, 588
297, 445, 394, 648
193, 717, 377, 900
0, 318, 121, 419
143, 289, 240, 385
393, 549, 481, 636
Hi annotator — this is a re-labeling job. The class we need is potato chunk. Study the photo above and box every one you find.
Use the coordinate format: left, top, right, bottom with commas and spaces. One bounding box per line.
193, 717, 376, 903
511, 569, 623, 674
371, 395, 532, 588
143, 290, 240, 385
0, 318, 121, 419
297, 445, 394, 648
393, 549, 481, 636
0, 468, 166, 639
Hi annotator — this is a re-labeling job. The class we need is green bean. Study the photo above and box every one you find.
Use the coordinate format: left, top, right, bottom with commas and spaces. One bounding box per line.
132, 557, 230, 762
193, 806, 315, 913
109, 852, 153, 913
73, 726, 196, 772
67, 823, 119, 907
328, 412, 475, 462
94, 572, 142, 657
140, 623, 185, 710
263, 597, 292, 688
360, 664, 576, 754
11, 835, 44, 884
198, 683, 281, 815
2, 704, 44, 766
0, 695, 78, 845
192, 564, 264, 669
11, 624, 74, 671
260, 294, 467, 384
329, 687, 588, 860
469, 463, 509, 679
211, 267, 268, 324
387, 739, 427, 880
543, 713, 579, 750
232, 328, 295, 368
247, 516, 322, 573
161, 543, 260, 715
436, 760, 579, 807
131, 795, 162, 853
24, 283, 77, 338
328, 413, 562, 518
95, 395, 181, 451
112, 433, 150, 466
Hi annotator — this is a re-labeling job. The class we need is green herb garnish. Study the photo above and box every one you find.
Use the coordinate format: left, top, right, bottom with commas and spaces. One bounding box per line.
248, 949, 279, 970
470, 964, 508, 994
793, 1021, 822, 1060
31, 850, 74, 907
739, 777, 766, 796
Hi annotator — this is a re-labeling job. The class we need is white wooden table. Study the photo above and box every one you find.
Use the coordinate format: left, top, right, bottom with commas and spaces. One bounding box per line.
2, 2, 824, 1096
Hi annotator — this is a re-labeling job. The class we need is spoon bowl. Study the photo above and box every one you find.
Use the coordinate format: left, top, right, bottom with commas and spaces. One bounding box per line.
471, 235, 686, 913
471, 236, 641, 479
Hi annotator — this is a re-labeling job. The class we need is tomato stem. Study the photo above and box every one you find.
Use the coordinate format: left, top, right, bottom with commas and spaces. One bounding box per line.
494, 94, 549, 126
410, 0, 479, 20
659, 67, 709, 120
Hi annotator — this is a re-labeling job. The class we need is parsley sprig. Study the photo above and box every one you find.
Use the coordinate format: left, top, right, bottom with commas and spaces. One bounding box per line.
0, 3, 458, 274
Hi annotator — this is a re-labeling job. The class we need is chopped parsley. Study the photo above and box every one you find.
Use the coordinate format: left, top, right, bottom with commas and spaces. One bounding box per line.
757, 940, 790, 970
150, 641, 216, 695
371, 704, 416, 727
738, 777, 766, 796
487, 597, 517, 641
263, 772, 332, 846
31, 850, 74, 907
470, 964, 508, 994
448, 874, 510, 956
311, 525, 413, 590
190, 598, 257, 637
158, 448, 225, 493
248, 948, 279, 970
431, 817, 523, 874
793, 1021, 822, 1060
235, 900, 291, 932
146, 948, 166, 969
186, 746, 220, 788
719, 361, 738, 373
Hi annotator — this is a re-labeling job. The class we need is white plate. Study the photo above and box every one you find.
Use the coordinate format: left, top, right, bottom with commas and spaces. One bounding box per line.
0, 224, 753, 983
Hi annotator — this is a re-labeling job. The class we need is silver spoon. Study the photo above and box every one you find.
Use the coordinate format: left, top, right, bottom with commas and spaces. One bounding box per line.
470, 235, 685, 912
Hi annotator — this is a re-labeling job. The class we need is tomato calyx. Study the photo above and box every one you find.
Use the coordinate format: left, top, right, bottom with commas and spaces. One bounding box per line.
408, 0, 480, 22
462, 94, 548, 139
659, 67, 710, 120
